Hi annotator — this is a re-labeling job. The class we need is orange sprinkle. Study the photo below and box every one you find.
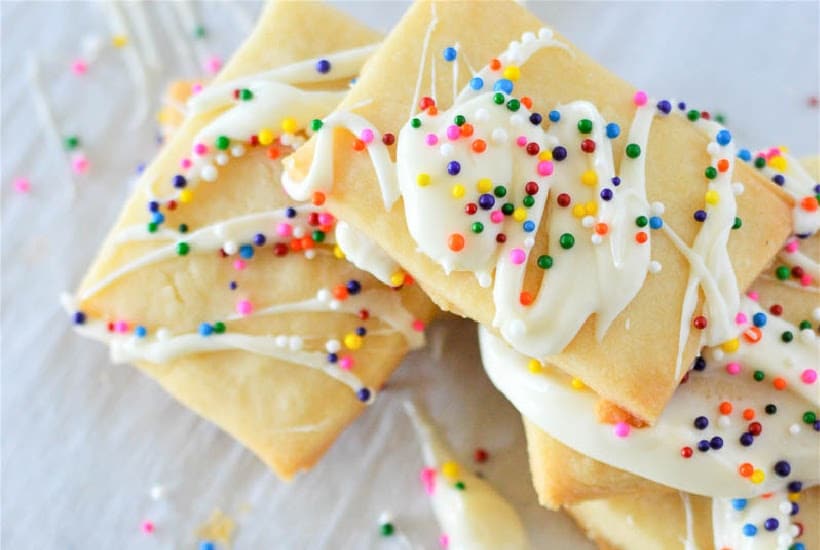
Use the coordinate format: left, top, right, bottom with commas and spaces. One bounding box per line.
300, 236, 314, 250
332, 285, 349, 300
594, 223, 609, 235
742, 408, 755, 420
266, 146, 280, 160
520, 291, 534, 306
472, 139, 487, 153
743, 326, 762, 343
801, 196, 819, 212
352, 139, 366, 151
521, 96, 533, 109
290, 239, 303, 252
427, 106, 438, 116
761, 492, 774, 499
403, 273, 415, 285
773, 377, 787, 390
739, 463, 754, 477
460, 123, 474, 138
717, 158, 730, 172
635, 231, 648, 244
719, 401, 733, 415
489, 58, 501, 71
448, 233, 465, 252
312, 191, 326, 206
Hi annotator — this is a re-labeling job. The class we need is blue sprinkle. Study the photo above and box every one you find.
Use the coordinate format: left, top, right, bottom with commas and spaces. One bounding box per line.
285, 207, 297, 218
792, 544, 805, 550
327, 353, 338, 363
356, 387, 372, 402
73, 311, 86, 325
199, 542, 216, 550
199, 323, 213, 336
493, 78, 514, 94
447, 161, 461, 176
742, 524, 757, 537
548, 110, 561, 123
347, 280, 362, 295
731, 498, 747, 511
611, 176, 621, 187
649, 216, 663, 229
791, 502, 800, 516
315, 59, 331, 74
752, 312, 767, 327
469, 77, 484, 90
152, 212, 165, 224
239, 244, 254, 259
136, 163, 146, 175
356, 326, 367, 336
772, 174, 785, 186
442, 46, 457, 62
600, 188, 613, 201
523, 220, 536, 232
716, 129, 732, 146
764, 518, 779, 531
677, 101, 687, 111
134, 326, 147, 338
148, 201, 159, 213
229, 281, 237, 290
173, 174, 187, 188
656, 100, 672, 114
605, 122, 621, 139
737, 148, 752, 161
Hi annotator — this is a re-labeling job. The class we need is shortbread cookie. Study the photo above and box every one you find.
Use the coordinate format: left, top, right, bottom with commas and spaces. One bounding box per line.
66, 1, 437, 479
284, 0, 793, 422
568, 487, 818, 550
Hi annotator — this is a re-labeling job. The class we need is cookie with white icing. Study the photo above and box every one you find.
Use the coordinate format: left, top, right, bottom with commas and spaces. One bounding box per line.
67, 1, 436, 479
283, 0, 793, 423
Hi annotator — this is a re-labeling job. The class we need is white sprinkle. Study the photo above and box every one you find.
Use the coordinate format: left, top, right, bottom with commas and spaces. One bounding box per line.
789, 423, 801, 435
293, 227, 305, 238
477, 272, 492, 288
581, 216, 595, 228
231, 144, 245, 157
223, 241, 238, 255
649, 261, 663, 273
521, 32, 536, 43
316, 289, 331, 302
149, 485, 166, 501
812, 307, 820, 321
475, 108, 489, 122
799, 329, 816, 344
304, 249, 316, 260
591, 234, 602, 245
329, 300, 341, 311
325, 339, 341, 353
778, 534, 793, 547
439, 143, 454, 157
201, 164, 217, 181
651, 201, 665, 215
215, 152, 229, 166
732, 182, 745, 195
156, 328, 170, 341
712, 349, 724, 361
779, 501, 793, 514
275, 335, 288, 347
288, 336, 303, 351
378, 511, 393, 524
491, 128, 508, 144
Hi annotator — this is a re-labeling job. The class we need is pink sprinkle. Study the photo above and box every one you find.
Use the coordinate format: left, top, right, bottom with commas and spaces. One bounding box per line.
613, 422, 630, 438
360, 128, 374, 144
71, 153, 90, 175
425, 133, 439, 146
490, 211, 504, 224
446, 125, 460, 140
509, 248, 526, 265
276, 223, 292, 237
633, 90, 648, 106
439, 534, 450, 549
726, 362, 741, 375
318, 213, 335, 226
194, 143, 208, 156
784, 239, 799, 253
801, 369, 818, 384
746, 291, 759, 301
800, 274, 812, 286
236, 299, 253, 316
339, 355, 354, 370
767, 147, 781, 158
114, 321, 129, 334
516, 135, 528, 147
412, 319, 425, 332
537, 160, 554, 176
141, 521, 155, 534
191, 83, 203, 95
420, 467, 437, 495
233, 259, 246, 271
205, 55, 222, 74
71, 59, 88, 75
13, 177, 31, 194
180, 158, 193, 169
735, 313, 748, 325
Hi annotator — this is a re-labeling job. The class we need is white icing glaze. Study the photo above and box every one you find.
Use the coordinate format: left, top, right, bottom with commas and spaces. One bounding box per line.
404, 402, 530, 550
679, 492, 699, 550
335, 221, 402, 286
712, 492, 799, 550
479, 295, 819, 498
753, 151, 819, 237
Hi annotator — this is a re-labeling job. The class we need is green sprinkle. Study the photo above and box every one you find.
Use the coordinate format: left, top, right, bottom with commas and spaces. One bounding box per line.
577, 119, 593, 134
537, 255, 553, 269
559, 233, 575, 250
522, 195, 535, 207
147, 222, 158, 233
471, 222, 484, 234
311, 119, 323, 131
215, 135, 230, 150
753, 370, 765, 382
705, 166, 718, 179
454, 481, 466, 490
454, 114, 466, 126
781, 331, 793, 343
635, 216, 648, 228
239, 88, 253, 101
493, 92, 505, 105
194, 25, 207, 38
799, 320, 812, 330
715, 113, 726, 124
494, 185, 507, 198
177, 242, 190, 256
501, 203, 515, 216
312, 230, 326, 243
506, 99, 520, 112
754, 156, 766, 169
802, 411, 816, 424
379, 523, 394, 537
213, 321, 226, 334
732, 217, 742, 230
625, 143, 641, 159
64, 135, 80, 150
411, 118, 422, 128
687, 110, 700, 121
775, 266, 790, 280
765, 404, 777, 415
178, 223, 188, 233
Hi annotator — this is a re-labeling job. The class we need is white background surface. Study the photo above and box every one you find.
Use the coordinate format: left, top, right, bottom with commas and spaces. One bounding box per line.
1, 1, 818, 548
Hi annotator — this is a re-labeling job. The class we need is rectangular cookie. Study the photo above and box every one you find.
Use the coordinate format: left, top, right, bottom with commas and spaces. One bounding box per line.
284, 0, 793, 422
67, 1, 436, 479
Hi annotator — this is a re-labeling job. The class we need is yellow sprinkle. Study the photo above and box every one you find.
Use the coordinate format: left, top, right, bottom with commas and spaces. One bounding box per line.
721, 338, 740, 353
580, 169, 598, 186
538, 151, 553, 161
779, 145, 789, 153
570, 378, 585, 390
477, 178, 492, 193
750, 469, 765, 484
451, 184, 465, 199
705, 189, 720, 205
585, 201, 598, 215
768, 155, 787, 171
572, 204, 586, 218
258, 128, 274, 146
178, 189, 193, 203
789, 492, 801, 503
281, 117, 298, 134
527, 359, 543, 374
333, 245, 345, 259
344, 333, 363, 350
112, 34, 128, 48
513, 208, 526, 222
417, 173, 431, 187
502, 65, 521, 81
441, 461, 460, 480
389, 271, 406, 287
